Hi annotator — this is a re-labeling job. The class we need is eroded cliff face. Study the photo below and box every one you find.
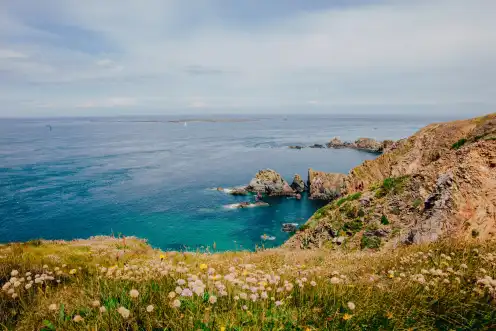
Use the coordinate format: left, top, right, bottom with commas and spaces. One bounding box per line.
307, 169, 346, 200
285, 113, 496, 250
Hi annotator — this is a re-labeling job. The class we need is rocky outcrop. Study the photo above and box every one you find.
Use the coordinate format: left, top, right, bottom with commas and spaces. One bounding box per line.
309, 144, 325, 149
289, 145, 304, 149
247, 169, 296, 196
290, 174, 306, 193
327, 137, 392, 153
307, 169, 346, 200
285, 113, 496, 250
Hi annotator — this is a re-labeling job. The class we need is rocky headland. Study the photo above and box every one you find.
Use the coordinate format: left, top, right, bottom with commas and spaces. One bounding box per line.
285, 113, 496, 250
289, 137, 393, 153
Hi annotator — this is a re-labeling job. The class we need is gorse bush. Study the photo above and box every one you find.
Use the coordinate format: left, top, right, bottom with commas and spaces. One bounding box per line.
1, 237, 496, 330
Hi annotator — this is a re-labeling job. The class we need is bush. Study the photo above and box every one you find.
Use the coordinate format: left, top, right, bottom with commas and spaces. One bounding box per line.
380, 215, 390, 225
361, 235, 381, 249
452, 138, 467, 149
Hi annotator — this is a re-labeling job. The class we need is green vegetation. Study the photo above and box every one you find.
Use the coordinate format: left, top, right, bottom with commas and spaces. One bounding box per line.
375, 176, 410, 198
413, 198, 422, 208
380, 215, 390, 225
452, 138, 467, 150
360, 235, 381, 249
313, 204, 332, 220
1, 238, 496, 330
342, 219, 364, 235
336, 192, 362, 207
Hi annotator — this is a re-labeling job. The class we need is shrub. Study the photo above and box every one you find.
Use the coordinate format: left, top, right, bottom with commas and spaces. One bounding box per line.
413, 198, 422, 208
342, 219, 363, 235
451, 138, 467, 149
361, 235, 381, 249
380, 215, 390, 225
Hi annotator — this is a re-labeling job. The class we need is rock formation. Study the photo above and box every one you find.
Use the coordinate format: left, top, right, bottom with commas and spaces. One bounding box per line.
326, 137, 392, 153
307, 169, 346, 200
247, 169, 296, 196
290, 174, 306, 193
285, 113, 496, 250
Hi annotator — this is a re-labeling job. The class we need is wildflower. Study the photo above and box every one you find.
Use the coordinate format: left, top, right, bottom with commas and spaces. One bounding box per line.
43, 265, 48, 269
221, 327, 226, 331
199, 263, 208, 270
118, 306, 130, 318
168, 291, 176, 299
73, 315, 84, 323
69, 269, 77, 275
25, 283, 32, 290
242, 305, 248, 310
250, 293, 258, 302
275, 300, 283, 307
146, 305, 154, 312
7, 288, 14, 294
386, 312, 393, 319
92, 300, 100, 308
330, 277, 341, 284
13, 281, 21, 288
239, 293, 248, 300
172, 299, 181, 308
473, 249, 479, 254
49, 304, 57, 311
347, 302, 356, 311
175, 286, 182, 294
209, 295, 217, 304
11, 270, 19, 277
310, 281, 317, 287
160, 254, 165, 260
25, 272, 31, 276
177, 279, 186, 285
343, 313, 353, 321
261, 291, 268, 299
99, 306, 107, 313
11, 293, 18, 299
181, 288, 193, 297
129, 289, 139, 298
443, 279, 450, 284
479, 268, 487, 274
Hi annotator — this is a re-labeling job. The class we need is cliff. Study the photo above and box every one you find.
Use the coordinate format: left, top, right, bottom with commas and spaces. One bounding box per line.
285, 113, 496, 250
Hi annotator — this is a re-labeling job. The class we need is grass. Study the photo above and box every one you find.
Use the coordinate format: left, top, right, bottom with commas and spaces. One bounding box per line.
375, 176, 410, 198
1, 237, 496, 330
336, 192, 362, 207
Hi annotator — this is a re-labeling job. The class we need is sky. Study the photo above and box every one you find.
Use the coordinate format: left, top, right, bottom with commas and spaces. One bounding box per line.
0, 0, 495, 117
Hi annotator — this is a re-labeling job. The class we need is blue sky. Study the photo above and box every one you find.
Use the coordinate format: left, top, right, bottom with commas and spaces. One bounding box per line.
0, 0, 495, 117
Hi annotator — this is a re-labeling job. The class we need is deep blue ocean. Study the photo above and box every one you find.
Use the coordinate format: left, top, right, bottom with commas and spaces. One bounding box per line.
0, 115, 455, 251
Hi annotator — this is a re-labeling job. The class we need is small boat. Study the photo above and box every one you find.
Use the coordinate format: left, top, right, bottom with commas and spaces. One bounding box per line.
261, 234, 276, 241
184, 122, 187, 127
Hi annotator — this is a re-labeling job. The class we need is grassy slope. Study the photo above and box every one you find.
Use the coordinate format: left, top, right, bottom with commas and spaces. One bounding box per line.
1, 236, 496, 330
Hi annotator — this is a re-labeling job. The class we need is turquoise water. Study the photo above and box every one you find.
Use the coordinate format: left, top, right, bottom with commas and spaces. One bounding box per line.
0, 115, 440, 251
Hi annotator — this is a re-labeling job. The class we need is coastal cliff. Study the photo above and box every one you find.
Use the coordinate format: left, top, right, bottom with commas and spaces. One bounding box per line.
285, 113, 496, 250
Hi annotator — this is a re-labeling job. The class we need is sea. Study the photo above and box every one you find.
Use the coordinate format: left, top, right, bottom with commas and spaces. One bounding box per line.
0, 114, 459, 251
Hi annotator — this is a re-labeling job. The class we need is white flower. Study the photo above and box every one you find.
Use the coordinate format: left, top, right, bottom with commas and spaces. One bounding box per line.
43, 265, 49, 269
208, 295, 217, 304
11, 293, 18, 299
261, 291, 268, 299
175, 286, 182, 294
13, 281, 21, 288
310, 281, 317, 287
49, 304, 57, 311
118, 306, 130, 318
181, 288, 193, 297
129, 289, 139, 298
275, 300, 283, 307
25, 272, 31, 276
177, 279, 186, 285
479, 268, 487, 274
7, 289, 14, 295
330, 277, 341, 284
347, 302, 356, 311
239, 292, 247, 300
168, 291, 176, 299
73, 315, 84, 322
172, 299, 181, 308
11, 270, 19, 277
92, 300, 100, 308
146, 305, 154, 312
25, 283, 32, 290
99, 306, 107, 313
242, 305, 248, 310
234, 295, 239, 301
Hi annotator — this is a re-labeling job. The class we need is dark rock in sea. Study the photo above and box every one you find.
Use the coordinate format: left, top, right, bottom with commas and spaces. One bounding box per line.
247, 169, 296, 196
291, 174, 306, 193
282, 223, 298, 232
230, 187, 249, 196
309, 144, 325, 149
308, 168, 346, 200
326, 137, 348, 149
289, 145, 304, 149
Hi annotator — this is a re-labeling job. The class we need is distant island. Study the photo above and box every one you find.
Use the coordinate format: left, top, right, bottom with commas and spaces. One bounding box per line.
168, 118, 256, 123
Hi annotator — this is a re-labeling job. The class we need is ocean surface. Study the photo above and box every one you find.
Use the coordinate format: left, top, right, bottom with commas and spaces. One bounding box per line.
0, 114, 453, 251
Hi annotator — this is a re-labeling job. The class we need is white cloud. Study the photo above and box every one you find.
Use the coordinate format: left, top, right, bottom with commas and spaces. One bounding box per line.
0, 0, 495, 116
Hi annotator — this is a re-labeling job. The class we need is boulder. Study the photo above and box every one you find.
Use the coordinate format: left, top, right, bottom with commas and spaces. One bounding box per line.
247, 169, 296, 196
289, 145, 304, 149
290, 174, 306, 193
326, 137, 347, 149
353, 138, 383, 153
282, 223, 298, 232
307, 168, 346, 200
309, 144, 325, 149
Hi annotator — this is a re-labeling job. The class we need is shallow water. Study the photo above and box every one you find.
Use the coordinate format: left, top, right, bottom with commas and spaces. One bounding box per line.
0, 115, 445, 251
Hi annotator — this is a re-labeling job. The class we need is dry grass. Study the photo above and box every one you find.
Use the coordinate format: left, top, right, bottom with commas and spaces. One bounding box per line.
1, 236, 496, 330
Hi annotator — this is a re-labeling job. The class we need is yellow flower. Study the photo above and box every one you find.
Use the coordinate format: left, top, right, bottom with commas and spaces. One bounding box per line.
200, 264, 208, 270
386, 312, 393, 319
343, 313, 353, 321
69, 269, 77, 275
160, 254, 165, 260
388, 273, 394, 278
220, 327, 226, 331
242, 270, 248, 276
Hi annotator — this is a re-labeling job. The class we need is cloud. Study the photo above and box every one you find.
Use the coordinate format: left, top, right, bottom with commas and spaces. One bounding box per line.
0, 0, 495, 116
